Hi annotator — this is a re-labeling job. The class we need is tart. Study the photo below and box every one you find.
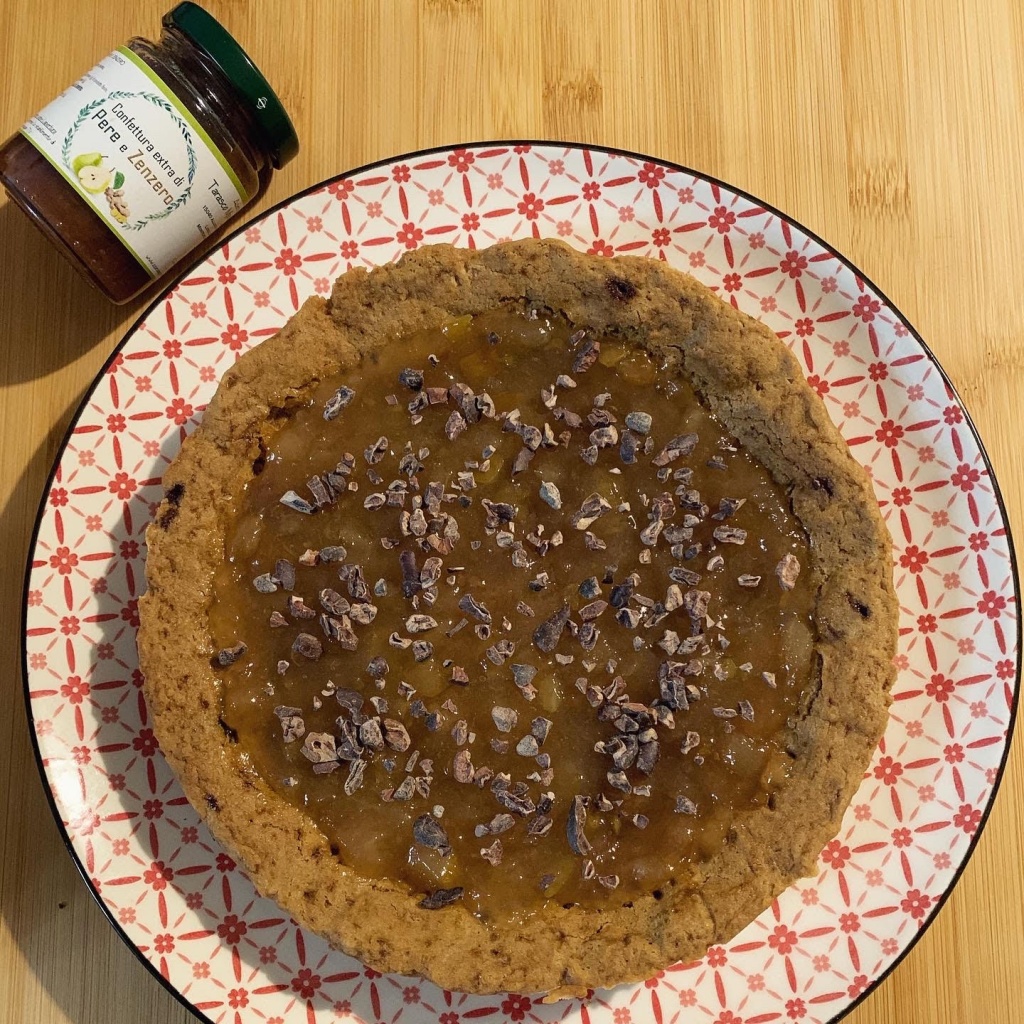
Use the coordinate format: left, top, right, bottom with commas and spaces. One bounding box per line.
138, 238, 897, 996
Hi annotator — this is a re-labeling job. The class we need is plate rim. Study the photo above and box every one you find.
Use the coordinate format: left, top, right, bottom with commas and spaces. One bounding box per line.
18, 138, 1022, 1024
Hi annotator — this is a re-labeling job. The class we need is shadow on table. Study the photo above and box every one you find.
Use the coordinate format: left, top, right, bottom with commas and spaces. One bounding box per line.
0, 199, 146, 385
0, 420, 194, 1024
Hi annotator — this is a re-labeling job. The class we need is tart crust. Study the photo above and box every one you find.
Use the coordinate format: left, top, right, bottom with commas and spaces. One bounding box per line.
138, 239, 897, 996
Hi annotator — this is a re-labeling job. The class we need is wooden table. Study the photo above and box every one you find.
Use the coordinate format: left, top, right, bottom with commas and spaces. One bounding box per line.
1, 2, 1020, 1021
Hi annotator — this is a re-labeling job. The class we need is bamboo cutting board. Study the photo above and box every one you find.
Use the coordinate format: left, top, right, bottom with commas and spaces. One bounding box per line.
0, 2, 1021, 1022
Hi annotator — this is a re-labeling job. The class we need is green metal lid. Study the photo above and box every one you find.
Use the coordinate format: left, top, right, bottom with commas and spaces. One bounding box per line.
165, 2, 298, 168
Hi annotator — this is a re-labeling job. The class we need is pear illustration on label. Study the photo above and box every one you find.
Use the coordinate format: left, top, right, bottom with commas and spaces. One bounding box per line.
72, 152, 114, 194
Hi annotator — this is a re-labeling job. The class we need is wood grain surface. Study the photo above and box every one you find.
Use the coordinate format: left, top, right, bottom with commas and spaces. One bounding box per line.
1, 2, 1020, 1022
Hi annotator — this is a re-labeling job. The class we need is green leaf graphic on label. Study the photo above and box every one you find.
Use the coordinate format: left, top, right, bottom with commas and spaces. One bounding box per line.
113, 171, 125, 190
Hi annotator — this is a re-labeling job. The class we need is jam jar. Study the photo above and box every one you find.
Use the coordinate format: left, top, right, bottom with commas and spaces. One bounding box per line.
0, 2, 298, 304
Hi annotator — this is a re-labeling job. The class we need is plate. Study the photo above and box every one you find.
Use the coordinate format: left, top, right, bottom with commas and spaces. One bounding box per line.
23, 143, 1019, 1024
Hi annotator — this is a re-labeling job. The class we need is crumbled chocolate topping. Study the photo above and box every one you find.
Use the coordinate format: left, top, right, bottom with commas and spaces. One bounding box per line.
651, 433, 699, 467
713, 525, 747, 545
566, 795, 592, 856
533, 602, 571, 653
572, 492, 611, 530
383, 719, 411, 752
458, 593, 492, 623
273, 705, 305, 743
215, 642, 247, 667
292, 633, 323, 660
624, 411, 652, 434
776, 552, 801, 590
418, 887, 464, 909
280, 490, 316, 514
217, 306, 820, 920
323, 385, 355, 420
413, 813, 452, 855
571, 337, 601, 374
399, 368, 424, 391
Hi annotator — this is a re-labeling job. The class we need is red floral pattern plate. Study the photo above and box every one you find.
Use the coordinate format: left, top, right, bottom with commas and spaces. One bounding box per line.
23, 143, 1019, 1024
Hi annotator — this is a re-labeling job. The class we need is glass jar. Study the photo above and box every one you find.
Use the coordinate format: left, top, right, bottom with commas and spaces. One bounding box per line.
0, 2, 297, 304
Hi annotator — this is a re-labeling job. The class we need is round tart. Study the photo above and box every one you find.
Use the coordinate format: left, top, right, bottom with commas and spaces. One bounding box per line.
138, 239, 897, 996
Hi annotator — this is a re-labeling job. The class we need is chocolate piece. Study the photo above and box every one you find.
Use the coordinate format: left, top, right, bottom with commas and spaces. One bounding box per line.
366, 655, 389, 679
776, 552, 801, 590
476, 812, 516, 837
590, 425, 618, 449
453, 749, 475, 783
713, 525, 747, 545
712, 497, 746, 520
674, 795, 697, 815
682, 590, 711, 622
495, 789, 535, 816
287, 595, 316, 620
383, 719, 411, 752
507, 446, 534, 477
399, 550, 420, 598
515, 735, 540, 757
572, 492, 611, 530
256, 573, 284, 598
491, 706, 518, 733
624, 411, 652, 434
364, 436, 389, 465
568, 334, 600, 374
279, 490, 316, 514
458, 593, 492, 623
480, 839, 504, 865
292, 633, 323, 660
511, 663, 537, 689
651, 433, 699, 467
566, 795, 592, 856
399, 368, 424, 390
334, 689, 364, 717
414, 814, 452, 855
273, 706, 305, 743
445, 410, 467, 441
539, 481, 562, 510
215, 642, 247, 667
533, 602, 571, 652
669, 566, 702, 586
405, 614, 438, 634
308, 476, 334, 508
358, 718, 385, 750
323, 386, 355, 420
301, 732, 337, 765
418, 887, 464, 910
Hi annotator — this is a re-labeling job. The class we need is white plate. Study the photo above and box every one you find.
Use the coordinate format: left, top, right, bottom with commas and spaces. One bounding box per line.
24, 143, 1020, 1024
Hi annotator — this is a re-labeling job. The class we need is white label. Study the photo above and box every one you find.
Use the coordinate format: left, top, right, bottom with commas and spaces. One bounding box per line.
21, 46, 250, 278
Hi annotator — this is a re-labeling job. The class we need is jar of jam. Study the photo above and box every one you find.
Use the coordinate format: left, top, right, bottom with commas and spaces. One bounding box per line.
0, 2, 297, 304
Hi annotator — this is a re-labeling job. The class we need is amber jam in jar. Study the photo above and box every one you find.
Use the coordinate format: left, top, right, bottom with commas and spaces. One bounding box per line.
0, 2, 297, 303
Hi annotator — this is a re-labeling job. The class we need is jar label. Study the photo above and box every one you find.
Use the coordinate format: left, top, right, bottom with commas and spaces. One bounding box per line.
20, 46, 250, 278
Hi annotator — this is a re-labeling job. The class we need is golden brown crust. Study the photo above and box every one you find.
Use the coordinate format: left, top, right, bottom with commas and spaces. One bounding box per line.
138, 239, 897, 995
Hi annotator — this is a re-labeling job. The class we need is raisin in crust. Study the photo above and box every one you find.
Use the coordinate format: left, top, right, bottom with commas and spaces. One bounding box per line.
138, 239, 897, 997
